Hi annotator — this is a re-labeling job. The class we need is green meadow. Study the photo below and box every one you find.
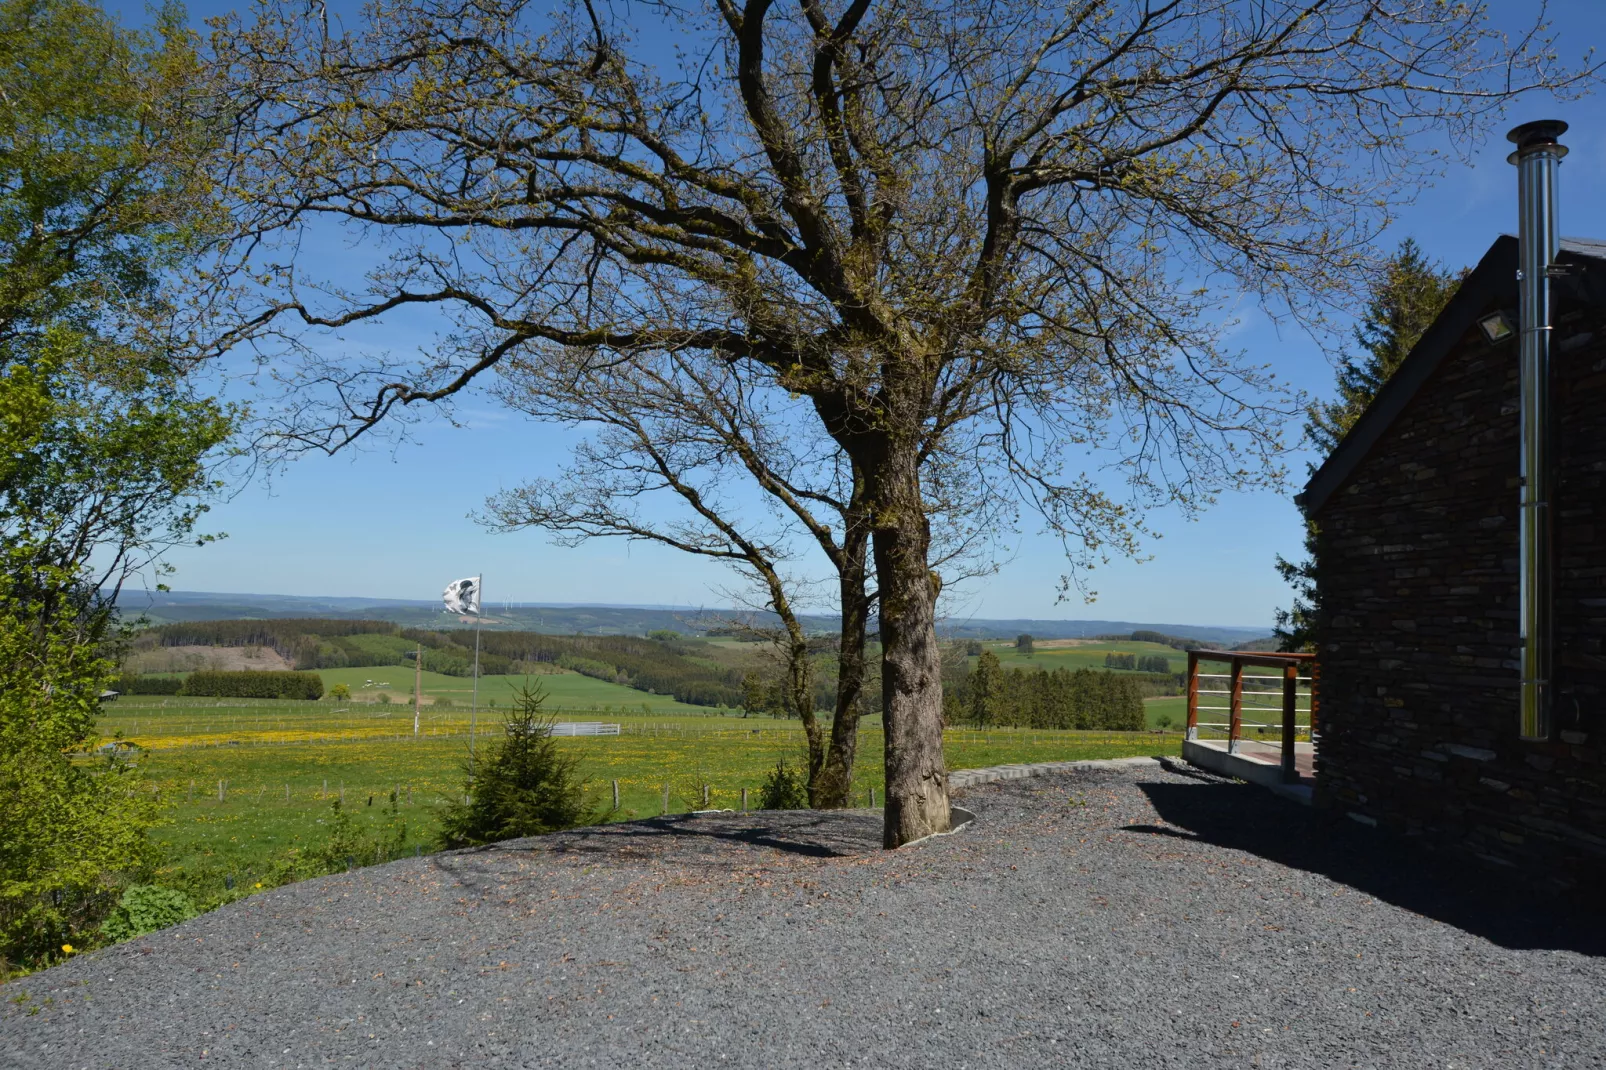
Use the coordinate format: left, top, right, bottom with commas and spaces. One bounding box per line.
971, 638, 1190, 673
97, 689, 1181, 899
288, 665, 724, 713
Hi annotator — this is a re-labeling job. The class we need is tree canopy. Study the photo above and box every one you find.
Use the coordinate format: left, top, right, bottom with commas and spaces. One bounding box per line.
0, 0, 232, 967
211, 0, 1592, 844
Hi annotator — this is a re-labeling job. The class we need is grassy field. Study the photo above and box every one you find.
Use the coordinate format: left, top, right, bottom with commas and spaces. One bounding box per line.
974, 638, 1189, 673
315, 665, 728, 712
96, 689, 1181, 900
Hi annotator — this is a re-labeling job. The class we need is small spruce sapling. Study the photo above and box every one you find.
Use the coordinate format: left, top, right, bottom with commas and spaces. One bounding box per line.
437, 683, 595, 848
757, 758, 810, 810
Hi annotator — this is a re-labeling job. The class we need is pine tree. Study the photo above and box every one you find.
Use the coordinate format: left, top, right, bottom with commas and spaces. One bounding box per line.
969, 651, 1004, 728
1275, 240, 1462, 651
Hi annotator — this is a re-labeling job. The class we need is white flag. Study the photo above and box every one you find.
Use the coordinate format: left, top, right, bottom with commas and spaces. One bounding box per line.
443, 576, 481, 616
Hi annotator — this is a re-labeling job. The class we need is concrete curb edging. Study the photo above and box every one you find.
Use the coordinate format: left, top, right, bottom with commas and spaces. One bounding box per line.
947, 755, 1161, 791
899, 804, 978, 849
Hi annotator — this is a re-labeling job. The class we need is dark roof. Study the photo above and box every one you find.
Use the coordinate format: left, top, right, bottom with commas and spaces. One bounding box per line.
1300, 235, 1606, 514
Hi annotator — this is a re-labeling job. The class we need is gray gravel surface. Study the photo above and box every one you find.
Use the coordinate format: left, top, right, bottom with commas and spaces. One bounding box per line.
5, 761, 1605, 1069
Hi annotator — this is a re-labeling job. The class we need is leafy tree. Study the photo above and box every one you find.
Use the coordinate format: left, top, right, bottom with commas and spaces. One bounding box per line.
0, 0, 229, 969
215, 0, 1587, 844
1276, 241, 1463, 651
437, 684, 595, 848
329, 682, 351, 700
1015, 634, 1034, 656
0, 566, 161, 968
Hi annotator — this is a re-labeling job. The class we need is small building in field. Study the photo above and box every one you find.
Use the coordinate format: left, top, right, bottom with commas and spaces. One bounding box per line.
1302, 229, 1606, 890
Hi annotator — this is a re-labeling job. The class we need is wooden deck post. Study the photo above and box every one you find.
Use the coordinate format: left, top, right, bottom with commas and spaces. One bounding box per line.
1308, 657, 1320, 737
1185, 651, 1200, 740
1281, 662, 1299, 783
1228, 657, 1244, 754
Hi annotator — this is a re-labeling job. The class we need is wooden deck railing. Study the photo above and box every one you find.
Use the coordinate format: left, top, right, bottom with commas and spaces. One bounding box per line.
1185, 650, 1317, 784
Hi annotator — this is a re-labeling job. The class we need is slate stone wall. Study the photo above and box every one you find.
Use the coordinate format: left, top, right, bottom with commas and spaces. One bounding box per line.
1312, 296, 1606, 890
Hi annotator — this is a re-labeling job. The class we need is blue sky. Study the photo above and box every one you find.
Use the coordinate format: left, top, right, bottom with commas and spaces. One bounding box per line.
125, 1, 1606, 629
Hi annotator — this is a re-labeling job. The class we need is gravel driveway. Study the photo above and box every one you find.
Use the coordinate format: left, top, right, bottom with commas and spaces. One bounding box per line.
6, 760, 1604, 1069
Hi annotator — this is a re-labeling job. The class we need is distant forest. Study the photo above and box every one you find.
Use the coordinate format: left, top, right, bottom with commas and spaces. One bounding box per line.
133, 620, 746, 708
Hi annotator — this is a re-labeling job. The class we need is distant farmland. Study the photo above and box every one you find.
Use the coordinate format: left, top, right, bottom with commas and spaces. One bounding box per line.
969, 638, 1189, 674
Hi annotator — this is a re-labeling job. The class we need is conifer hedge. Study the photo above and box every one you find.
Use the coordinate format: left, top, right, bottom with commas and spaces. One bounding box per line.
178, 670, 324, 700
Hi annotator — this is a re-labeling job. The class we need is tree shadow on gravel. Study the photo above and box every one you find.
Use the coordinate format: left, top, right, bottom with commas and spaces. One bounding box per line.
1129, 777, 1606, 956
456, 810, 885, 867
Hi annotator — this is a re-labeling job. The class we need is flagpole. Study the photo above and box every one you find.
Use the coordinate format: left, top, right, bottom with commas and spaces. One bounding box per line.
470, 574, 482, 771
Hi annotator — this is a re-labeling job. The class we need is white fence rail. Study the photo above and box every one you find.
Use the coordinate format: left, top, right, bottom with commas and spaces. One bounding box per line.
544, 721, 621, 737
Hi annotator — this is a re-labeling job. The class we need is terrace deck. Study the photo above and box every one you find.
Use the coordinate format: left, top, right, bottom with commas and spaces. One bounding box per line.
1182, 737, 1315, 805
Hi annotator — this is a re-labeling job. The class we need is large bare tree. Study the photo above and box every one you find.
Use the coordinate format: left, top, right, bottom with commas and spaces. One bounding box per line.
485, 347, 875, 807
211, 0, 1592, 845
484, 345, 1000, 807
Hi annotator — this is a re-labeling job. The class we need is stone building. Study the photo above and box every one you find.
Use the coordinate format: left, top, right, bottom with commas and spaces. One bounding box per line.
1301, 230, 1606, 889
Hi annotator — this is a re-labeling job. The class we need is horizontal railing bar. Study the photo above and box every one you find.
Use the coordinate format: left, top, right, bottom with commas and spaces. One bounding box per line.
1196, 689, 1311, 696
1189, 649, 1314, 667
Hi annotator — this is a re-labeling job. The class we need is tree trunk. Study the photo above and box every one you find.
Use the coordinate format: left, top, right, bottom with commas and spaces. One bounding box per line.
813, 509, 870, 809
865, 439, 950, 847
786, 625, 824, 792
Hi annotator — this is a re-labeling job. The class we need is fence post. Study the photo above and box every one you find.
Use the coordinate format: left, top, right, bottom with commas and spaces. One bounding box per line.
1281, 662, 1299, 784
1185, 651, 1200, 741
218, 779, 225, 802
612, 779, 620, 810
661, 783, 669, 815
741, 787, 748, 812
1309, 657, 1320, 738
702, 784, 709, 808
1228, 657, 1244, 754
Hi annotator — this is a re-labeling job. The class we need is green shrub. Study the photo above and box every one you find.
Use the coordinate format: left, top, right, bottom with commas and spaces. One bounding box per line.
329, 682, 350, 700
308, 798, 410, 871
375, 692, 391, 705
100, 885, 196, 943
758, 758, 810, 810
437, 684, 594, 848
434, 696, 452, 709
178, 670, 324, 700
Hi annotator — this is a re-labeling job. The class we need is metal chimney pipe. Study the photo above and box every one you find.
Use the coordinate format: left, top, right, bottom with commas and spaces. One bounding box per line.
1507, 119, 1568, 741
